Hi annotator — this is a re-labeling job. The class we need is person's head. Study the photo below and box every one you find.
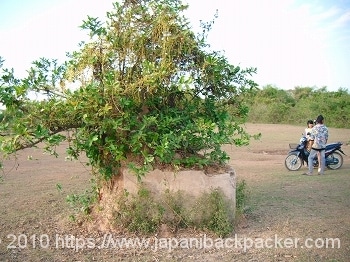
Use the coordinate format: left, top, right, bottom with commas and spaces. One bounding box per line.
307, 120, 314, 127
316, 115, 324, 124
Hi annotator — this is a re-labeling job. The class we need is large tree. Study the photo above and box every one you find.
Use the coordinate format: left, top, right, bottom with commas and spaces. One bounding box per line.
0, 0, 257, 184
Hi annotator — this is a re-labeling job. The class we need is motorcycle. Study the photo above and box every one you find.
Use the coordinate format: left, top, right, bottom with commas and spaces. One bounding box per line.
285, 136, 346, 171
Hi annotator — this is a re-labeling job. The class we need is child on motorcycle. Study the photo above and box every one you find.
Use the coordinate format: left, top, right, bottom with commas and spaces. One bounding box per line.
304, 120, 314, 151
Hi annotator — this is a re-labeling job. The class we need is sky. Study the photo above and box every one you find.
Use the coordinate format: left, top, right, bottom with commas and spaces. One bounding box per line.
0, 0, 349, 91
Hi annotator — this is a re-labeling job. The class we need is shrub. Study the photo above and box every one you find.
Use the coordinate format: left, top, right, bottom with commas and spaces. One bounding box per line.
191, 188, 234, 237
116, 188, 164, 234
115, 187, 235, 237
236, 179, 250, 215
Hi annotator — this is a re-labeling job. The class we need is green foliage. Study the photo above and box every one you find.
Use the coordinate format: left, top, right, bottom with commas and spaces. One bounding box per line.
162, 189, 189, 228
236, 179, 250, 212
0, 0, 257, 184
247, 86, 350, 128
66, 187, 97, 215
116, 187, 234, 237
56, 183, 63, 193
116, 188, 165, 234
0, 110, 4, 122
191, 188, 234, 237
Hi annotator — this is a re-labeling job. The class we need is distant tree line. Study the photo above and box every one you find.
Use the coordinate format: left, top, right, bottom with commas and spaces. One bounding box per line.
246, 85, 350, 128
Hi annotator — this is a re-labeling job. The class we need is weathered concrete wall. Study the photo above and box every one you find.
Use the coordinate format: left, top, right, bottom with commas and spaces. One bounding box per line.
122, 166, 236, 213
90, 166, 236, 232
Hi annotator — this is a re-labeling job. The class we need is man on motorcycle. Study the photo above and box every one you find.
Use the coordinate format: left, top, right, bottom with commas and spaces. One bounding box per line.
303, 115, 328, 176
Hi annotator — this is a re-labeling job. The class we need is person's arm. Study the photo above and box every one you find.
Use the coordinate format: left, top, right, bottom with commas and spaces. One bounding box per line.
309, 128, 315, 141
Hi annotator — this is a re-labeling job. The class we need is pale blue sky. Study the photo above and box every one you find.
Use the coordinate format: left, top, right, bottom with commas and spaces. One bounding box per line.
1, 0, 349, 91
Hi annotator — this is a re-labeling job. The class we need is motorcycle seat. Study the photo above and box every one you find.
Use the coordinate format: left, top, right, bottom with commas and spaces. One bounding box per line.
325, 142, 342, 150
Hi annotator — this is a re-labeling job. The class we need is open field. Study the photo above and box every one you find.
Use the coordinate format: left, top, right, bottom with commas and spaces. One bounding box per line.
1, 123, 349, 261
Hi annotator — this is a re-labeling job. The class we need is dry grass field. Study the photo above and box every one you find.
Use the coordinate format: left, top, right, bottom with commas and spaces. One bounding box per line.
0, 123, 349, 261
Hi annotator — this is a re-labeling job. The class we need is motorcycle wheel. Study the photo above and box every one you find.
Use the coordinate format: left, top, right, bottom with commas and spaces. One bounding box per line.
285, 153, 302, 171
327, 152, 343, 170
